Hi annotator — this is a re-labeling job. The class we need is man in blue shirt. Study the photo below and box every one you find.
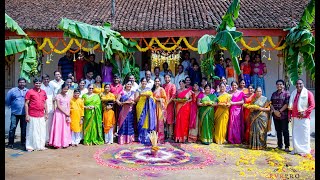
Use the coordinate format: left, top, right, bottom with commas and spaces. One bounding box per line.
189, 62, 202, 85
214, 58, 226, 78
58, 50, 74, 80
5, 78, 28, 148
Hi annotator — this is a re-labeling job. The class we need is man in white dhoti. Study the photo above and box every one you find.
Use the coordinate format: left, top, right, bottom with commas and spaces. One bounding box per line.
288, 79, 315, 156
40, 74, 55, 145
25, 78, 48, 152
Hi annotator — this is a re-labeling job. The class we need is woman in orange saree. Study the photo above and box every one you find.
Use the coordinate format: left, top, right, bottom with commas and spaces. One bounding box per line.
152, 77, 167, 144
243, 85, 255, 144
174, 80, 192, 143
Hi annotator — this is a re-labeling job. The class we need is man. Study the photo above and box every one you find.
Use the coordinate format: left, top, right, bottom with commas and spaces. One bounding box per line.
151, 67, 165, 85
58, 50, 74, 80
139, 63, 149, 80
270, 80, 291, 152
181, 51, 191, 73
110, 74, 123, 97
49, 71, 64, 95
160, 62, 174, 78
5, 78, 28, 148
214, 58, 226, 79
142, 70, 154, 89
65, 78, 74, 97
25, 78, 48, 152
40, 74, 55, 145
188, 62, 202, 85
174, 64, 188, 89
84, 71, 95, 88
74, 51, 88, 83
83, 54, 100, 78
162, 74, 176, 140
129, 74, 139, 92
288, 79, 315, 156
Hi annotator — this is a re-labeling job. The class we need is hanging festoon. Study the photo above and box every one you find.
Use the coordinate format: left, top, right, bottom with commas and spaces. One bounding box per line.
197, 0, 242, 79
283, 0, 315, 84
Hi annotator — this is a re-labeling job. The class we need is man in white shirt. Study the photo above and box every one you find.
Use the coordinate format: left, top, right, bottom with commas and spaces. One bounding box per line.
139, 63, 149, 80
49, 71, 64, 95
151, 67, 165, 85
174, 64, 188, 89
181, 51, 191, 73
84, 71, 95, 88
140, 70, 154, 89
40, 74, 55, 144
160, 62, 174, 78
129, 74, 139, 92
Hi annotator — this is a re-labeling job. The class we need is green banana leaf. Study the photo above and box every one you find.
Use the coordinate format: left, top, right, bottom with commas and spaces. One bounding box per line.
18, 45, 38, 82
5, 13, 27, 36
283, 0, 315, 84
5, 39, 33, 56
197, 35, 215, 54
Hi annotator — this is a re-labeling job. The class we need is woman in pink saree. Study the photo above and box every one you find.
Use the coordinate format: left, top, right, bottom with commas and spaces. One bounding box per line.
152, 77, 167, 144
227, 81, 245, 144
174, 80, 192, 143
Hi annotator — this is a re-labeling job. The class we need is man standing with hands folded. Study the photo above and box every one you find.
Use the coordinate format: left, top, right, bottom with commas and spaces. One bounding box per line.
25, 78, 48, 152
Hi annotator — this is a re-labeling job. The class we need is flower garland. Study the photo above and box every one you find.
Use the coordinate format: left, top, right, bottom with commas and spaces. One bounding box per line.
35, 36, 287, 55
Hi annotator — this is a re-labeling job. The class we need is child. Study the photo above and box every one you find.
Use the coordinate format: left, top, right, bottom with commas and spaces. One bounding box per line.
49, 83, 72, 148
225, 58, 238, 85
70, 89, 84, 146
100, 83, 116, 144
103, 101, 116, 144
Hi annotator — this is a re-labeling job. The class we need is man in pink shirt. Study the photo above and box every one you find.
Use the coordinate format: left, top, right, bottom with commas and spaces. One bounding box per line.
25, 78, 48, 152
110, 74, 123, 135
288, 79, 315, 156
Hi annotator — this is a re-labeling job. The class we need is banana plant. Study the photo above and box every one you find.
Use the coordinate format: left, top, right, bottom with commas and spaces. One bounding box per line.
283, 0, 315, 85
198, 0, 242, 78
5, 13, 38, 82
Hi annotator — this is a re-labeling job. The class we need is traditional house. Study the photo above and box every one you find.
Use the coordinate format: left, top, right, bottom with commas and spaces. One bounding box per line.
5, 0, 314, 132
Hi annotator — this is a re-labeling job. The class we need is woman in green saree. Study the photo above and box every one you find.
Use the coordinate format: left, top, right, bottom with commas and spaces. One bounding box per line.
249, 86, 271, 150
82, 84, 104, 145
197, 84, 218, 145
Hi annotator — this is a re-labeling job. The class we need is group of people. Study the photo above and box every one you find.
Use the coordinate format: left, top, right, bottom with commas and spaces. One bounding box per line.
5, 50, 314, 157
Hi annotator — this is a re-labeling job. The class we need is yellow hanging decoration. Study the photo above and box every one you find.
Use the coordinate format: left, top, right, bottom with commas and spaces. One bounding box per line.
73, 53, 76, 62
182, 37, 198, 51
268, 50, 271, 60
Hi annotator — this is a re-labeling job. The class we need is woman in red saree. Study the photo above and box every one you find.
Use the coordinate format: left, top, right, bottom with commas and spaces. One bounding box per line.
174, 80, 192, 143
243, 85, 255, 144
152, 77, 167, 144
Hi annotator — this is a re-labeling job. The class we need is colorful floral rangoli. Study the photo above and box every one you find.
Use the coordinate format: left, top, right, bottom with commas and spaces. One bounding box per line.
94, 143, 215, 171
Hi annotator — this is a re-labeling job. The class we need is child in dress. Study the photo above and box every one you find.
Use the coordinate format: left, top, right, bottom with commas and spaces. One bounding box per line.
49, 83, 72, 148
70, 89, 84, 146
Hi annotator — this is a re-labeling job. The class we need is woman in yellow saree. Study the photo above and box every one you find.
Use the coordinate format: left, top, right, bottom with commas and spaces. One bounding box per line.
214, 82, 232, 144
136, 78, 156, 144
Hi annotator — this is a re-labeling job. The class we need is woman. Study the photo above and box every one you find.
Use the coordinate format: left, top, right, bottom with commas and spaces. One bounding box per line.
100, 83, 116, 144
185, 77, 192, 90
101, 60, 113, 86
249, 87, 271, 150
116, 80, 136, 144
227, 81, 245, 144
243, 85, 255, 144
174, 80, 192, 143
49, 83, 72, 148
188, 82, 201, 143
240, 54, 252, 87
82, 84, 104, 145
78, 80, 88, 98
238, 79, 249, 95
197, 84, 218, 145
152, 77, 167, 144
93, 75, 103, 94
136, 78, 156, 144
225, 58, 238, 85
251, 54, 267, 96
220, 76, 231, 92
214, 82, 232, 144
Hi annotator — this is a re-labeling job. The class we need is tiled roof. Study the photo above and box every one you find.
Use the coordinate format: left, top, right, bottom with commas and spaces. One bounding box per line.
5, 0, 311, 31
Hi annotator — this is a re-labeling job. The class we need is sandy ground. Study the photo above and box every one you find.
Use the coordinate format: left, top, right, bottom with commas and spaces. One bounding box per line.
5, 136, 315, 180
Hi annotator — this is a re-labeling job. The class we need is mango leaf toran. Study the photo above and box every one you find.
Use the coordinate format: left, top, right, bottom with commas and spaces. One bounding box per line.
198, 0, 242, 79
